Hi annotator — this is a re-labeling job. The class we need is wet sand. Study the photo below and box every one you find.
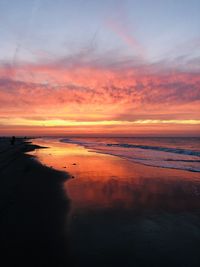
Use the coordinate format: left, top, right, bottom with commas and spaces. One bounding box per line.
29, 138, 200, 267
0, 138, 72, 267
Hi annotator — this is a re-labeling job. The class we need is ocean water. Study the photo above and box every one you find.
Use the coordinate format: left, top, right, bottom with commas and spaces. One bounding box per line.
61, 137, 200, 172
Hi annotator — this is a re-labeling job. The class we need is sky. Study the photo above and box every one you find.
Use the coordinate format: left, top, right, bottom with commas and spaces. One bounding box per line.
0, 0, 200, 136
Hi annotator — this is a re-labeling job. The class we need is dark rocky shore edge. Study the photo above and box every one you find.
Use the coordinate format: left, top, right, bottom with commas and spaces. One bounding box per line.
0, 138, 73, 267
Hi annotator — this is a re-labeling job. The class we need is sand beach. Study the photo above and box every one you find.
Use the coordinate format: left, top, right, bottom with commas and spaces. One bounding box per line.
0, 138, 72, 267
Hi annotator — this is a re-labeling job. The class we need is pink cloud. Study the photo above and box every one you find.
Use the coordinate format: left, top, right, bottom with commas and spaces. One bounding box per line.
0, 60, 199, 125
106, 19, 145, 59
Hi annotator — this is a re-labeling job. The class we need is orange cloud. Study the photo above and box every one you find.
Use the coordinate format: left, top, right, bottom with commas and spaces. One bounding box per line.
0, 58, 200, 136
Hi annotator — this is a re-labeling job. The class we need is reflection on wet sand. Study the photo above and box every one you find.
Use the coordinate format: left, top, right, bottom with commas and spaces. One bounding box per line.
29, 139, 200, 214
29, 138, 200, 267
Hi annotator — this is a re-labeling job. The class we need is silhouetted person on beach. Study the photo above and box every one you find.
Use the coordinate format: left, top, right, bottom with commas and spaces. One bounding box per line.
10, 136, 16, 145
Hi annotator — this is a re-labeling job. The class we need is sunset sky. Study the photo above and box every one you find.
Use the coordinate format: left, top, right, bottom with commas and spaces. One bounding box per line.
0, 0, 200, 136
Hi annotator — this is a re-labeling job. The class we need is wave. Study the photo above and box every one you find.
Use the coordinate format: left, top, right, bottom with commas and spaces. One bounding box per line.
106, 143, 200, 157
60, 138, 200, 172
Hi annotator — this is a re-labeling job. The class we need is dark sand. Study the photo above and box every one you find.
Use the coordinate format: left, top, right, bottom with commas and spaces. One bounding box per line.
0, 138, 72, 267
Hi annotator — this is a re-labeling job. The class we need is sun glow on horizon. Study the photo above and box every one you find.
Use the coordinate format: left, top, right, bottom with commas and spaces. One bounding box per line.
1, 118, 200, 127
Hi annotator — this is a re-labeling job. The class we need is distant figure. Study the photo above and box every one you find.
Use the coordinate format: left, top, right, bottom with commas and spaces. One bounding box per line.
10, 136, 16, 145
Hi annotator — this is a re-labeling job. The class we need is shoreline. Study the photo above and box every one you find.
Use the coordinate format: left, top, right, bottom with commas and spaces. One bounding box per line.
30, 137, 200, 178
59, 137, 200, 173
0, 138, 72, 267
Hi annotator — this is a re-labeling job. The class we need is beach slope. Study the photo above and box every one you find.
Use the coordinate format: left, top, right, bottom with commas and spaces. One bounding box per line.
0, 138, 71, 267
